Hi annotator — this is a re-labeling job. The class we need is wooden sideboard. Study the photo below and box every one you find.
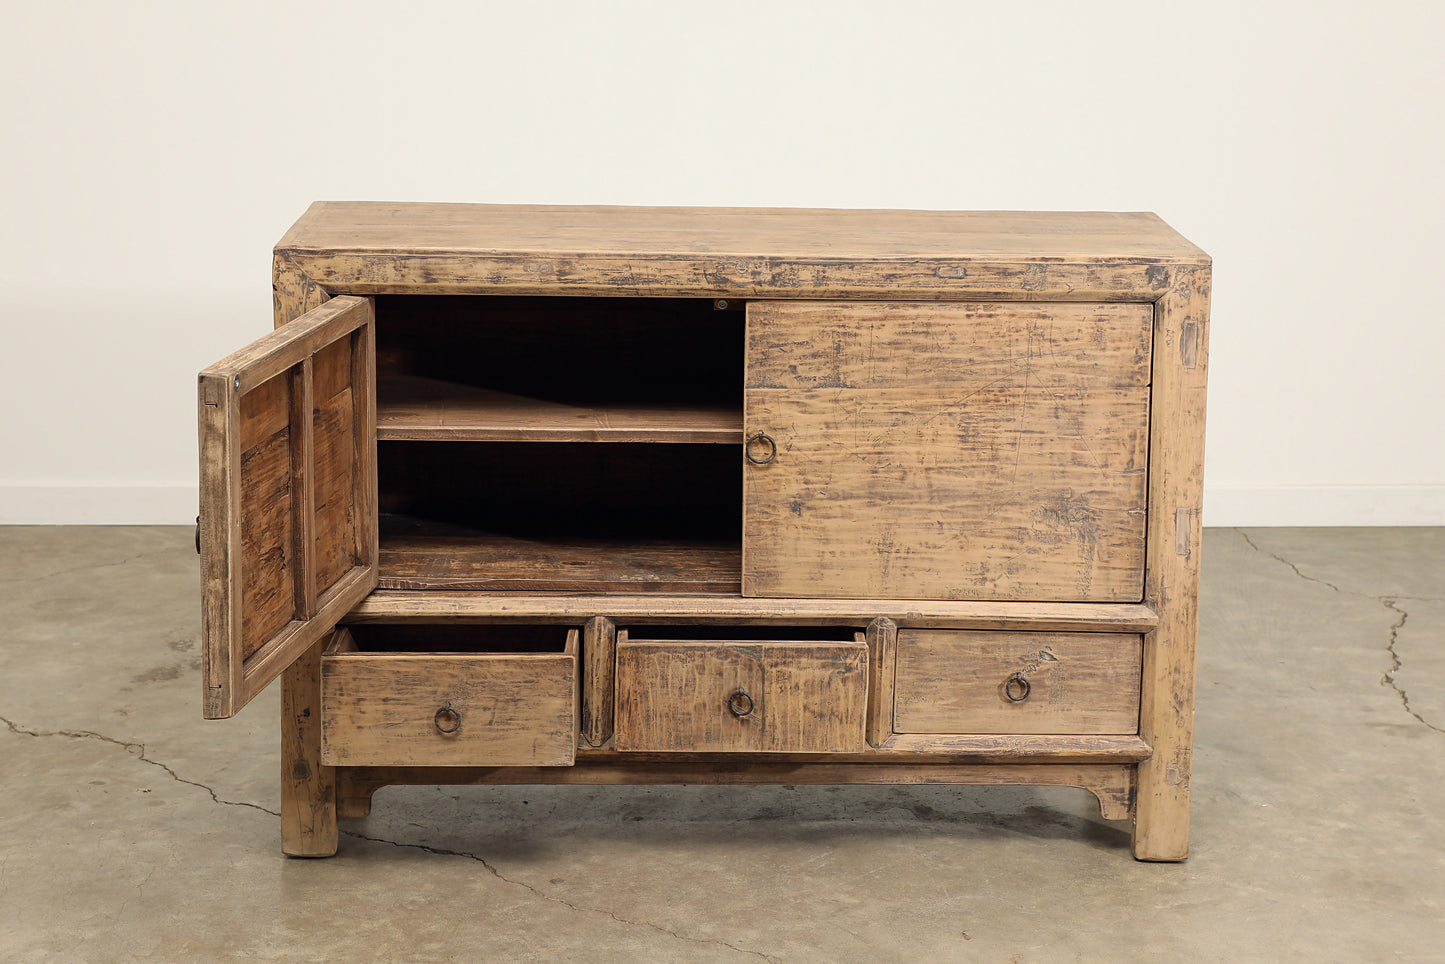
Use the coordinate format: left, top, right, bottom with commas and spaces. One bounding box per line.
197, 202, 1210, 860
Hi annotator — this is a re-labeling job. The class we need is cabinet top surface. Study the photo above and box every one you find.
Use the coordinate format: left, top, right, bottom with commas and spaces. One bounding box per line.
278, 202, 1210, 265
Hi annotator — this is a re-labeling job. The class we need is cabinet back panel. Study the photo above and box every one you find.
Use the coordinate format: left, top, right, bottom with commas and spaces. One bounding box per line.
342, 623, 574, 654
378, 441, 739, 539
374, 295, 741, 409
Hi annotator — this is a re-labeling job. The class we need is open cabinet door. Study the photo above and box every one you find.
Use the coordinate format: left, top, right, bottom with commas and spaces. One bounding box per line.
198, 296, 377, 719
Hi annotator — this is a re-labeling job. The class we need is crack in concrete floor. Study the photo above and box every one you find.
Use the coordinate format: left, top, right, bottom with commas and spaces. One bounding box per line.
1, 713, 278, 818
1234, 528, 1443, 734
0, 712, 777, 962
1379, 598, 1443, 734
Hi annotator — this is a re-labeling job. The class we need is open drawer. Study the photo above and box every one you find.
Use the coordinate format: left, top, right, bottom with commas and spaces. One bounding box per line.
320, 624, 579, 766
613, 626, 868, 753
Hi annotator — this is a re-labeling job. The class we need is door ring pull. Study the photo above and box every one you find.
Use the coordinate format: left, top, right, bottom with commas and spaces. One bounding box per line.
745, 432, 776, 465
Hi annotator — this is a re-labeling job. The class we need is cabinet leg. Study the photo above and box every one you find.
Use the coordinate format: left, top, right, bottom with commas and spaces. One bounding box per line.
1132, 755, 1191, 861
1132, 618, 1195, 861
281, 638, 337, 857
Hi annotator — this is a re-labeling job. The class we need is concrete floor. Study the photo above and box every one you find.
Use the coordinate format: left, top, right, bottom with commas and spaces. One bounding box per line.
0, 527, 1441, 962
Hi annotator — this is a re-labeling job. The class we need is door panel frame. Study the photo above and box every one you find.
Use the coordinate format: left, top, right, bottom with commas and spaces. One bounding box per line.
199, 295, 377, 719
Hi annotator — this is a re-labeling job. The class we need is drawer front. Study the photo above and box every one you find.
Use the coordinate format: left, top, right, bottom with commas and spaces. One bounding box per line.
744, 301, 1152, 603
320, 626, 578, 766
614, 635, 868, 753
893, 630, 1140, 735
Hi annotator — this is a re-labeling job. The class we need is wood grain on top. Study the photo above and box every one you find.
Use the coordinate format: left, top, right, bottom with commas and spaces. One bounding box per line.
278, 202, 1210, 264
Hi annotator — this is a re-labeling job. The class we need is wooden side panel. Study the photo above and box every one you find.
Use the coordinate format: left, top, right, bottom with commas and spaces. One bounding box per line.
321, 630, 579, 767
199, 296, 377, 719
1134, 265, 1211, 862
743, 302, 1152, 602
893, 630, 1141, 735
614, 639, 867, 753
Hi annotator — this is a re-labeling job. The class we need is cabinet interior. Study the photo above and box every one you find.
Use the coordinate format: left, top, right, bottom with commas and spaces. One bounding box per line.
619, 625, 861, 642
339, 623, 575, 654
374, 295, 743, 443
373, 295, 745, 594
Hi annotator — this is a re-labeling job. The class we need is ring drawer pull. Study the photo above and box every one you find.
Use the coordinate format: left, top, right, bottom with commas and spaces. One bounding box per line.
726, 690, 754, 717
434, 702, 462, 734
745, 432, 777, 465
1004, 673, 1031, 702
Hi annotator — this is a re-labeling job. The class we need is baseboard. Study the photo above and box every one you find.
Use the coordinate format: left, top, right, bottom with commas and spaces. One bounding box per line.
0, 485, 198, 525
2, 483, 1442, 527
1204, 485, 1445, 527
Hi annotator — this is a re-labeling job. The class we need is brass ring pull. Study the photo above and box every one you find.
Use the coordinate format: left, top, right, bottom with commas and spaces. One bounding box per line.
726, 690, 754, 717
745, 432, 777, 465
434, 702, 461, 734
1004, 673, 1031, 702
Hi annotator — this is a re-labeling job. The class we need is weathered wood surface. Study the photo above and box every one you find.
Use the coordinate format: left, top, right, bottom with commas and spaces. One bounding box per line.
350, 591, 1160, 631
273, 251, 331, 329
242, 204, 1210, 859
376, 375, 740, 443
580, 616, 616, 748
335, 768, 375, 819
276, 203, 1206, 301
743, 301, 1152, 602
893, 630, 1142, 735
236, 372, 295, 662
872, 734, 1149, 762
615, 637, 868, 753
1134, 264, 1211, 862
280, 203, 1210, 262
199, 296, 378, 719
332, 761, 1137, 822
377, 516, 741, 594
281, 638, 336, 856
865, 617, 897, 747
320, 628, 579, 767
311, 337, 358, 596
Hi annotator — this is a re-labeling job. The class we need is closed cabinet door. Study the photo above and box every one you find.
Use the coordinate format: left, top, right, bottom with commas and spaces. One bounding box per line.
742, 301, 1152, 602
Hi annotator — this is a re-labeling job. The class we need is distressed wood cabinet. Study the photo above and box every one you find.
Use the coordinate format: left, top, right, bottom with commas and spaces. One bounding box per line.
198, 203, 1210, 861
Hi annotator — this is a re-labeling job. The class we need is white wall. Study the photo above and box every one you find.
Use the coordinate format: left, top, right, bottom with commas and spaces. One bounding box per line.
2, 1, 1441, 525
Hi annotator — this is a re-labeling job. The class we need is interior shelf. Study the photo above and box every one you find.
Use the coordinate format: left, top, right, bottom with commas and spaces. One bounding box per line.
377, 375, 741, 443
373, 294, 742, 445
379, 514, 741, 593
376, 440, 742, 594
